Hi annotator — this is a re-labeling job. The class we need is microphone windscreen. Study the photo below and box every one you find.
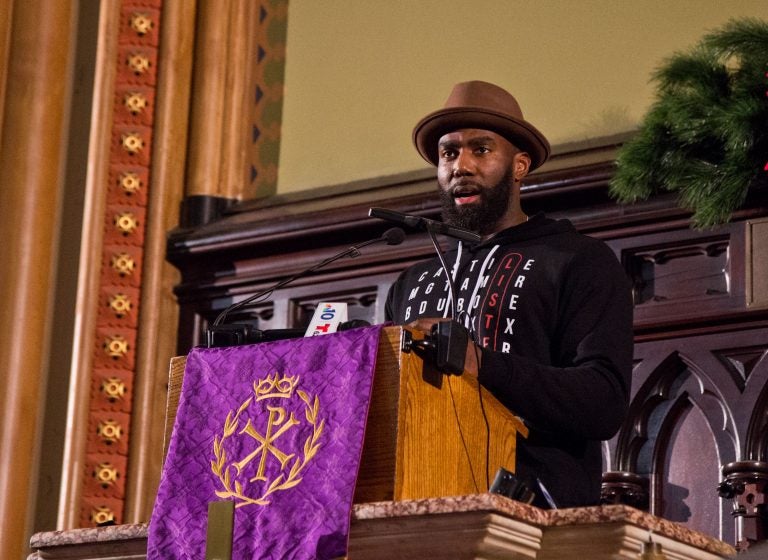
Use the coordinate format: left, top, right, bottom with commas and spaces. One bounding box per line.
338, 319, 371, 331
383, 227, 406, 246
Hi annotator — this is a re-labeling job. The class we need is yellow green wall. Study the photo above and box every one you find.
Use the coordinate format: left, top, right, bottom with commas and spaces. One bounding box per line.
278, 1, 767, 193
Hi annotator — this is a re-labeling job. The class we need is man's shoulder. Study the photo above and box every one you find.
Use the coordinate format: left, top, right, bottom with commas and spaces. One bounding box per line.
523, 218, 617, 258
495, 218, 612, 257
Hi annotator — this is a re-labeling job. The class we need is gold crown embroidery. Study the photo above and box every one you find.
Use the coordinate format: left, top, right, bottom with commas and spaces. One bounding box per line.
254, 373, 299, 400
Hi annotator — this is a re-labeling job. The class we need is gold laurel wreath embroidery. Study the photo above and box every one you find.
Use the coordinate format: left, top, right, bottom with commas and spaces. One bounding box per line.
210, 385, 325, 508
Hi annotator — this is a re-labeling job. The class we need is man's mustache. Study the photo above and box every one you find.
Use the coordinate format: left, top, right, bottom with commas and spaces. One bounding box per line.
450, 182, 483, 197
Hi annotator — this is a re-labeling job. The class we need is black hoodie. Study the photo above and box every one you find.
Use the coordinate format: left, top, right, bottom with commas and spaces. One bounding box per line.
385, 214, 634, 507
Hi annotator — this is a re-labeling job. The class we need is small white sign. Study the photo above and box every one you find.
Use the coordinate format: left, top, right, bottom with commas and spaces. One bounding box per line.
304, 302, 348, 337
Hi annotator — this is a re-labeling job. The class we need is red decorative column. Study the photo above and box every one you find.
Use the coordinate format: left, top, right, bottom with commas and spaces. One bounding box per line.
78, 0, 163, 527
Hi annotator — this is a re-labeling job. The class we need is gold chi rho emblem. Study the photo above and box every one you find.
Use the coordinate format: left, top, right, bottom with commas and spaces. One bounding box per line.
211, 373, 324, 507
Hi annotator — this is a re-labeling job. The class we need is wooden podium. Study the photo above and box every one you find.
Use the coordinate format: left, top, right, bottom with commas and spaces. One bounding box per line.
164, 326, 528, 503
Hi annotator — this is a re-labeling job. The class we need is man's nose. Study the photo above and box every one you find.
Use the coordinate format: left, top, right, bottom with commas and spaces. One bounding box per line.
452, 150, 475, 177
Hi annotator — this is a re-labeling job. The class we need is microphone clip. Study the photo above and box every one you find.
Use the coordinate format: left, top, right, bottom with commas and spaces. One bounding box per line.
206, 323, 254, 347
402, 320, 469, 375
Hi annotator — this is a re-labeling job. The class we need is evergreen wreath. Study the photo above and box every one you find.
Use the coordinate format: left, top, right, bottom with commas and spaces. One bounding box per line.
609, 17, 768, 229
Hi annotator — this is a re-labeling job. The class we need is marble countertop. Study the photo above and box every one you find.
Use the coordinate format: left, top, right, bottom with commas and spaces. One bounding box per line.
30, 493, 736, 557
30, 522, 148, 549
353, 494, 735, 556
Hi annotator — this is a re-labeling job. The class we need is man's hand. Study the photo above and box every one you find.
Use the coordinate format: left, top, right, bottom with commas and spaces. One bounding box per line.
406, 318, 481, 378
406, 317, 445, 336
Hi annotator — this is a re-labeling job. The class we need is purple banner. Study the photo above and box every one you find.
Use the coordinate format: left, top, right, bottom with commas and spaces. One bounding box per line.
148, 326, 383, 559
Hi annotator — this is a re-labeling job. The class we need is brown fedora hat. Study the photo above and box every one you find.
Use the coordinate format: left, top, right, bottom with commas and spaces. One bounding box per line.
412, 80, 550, 170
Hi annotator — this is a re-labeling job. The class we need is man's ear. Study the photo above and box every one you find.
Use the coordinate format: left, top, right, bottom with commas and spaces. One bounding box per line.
513, 152, 532, 181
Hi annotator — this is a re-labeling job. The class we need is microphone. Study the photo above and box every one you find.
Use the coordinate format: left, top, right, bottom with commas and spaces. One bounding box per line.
206, 227, 406, 347
377, 226, 407, 246
368, 207, 481, 243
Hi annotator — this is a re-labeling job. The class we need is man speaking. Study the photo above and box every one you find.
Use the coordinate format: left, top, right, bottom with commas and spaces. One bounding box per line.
385, 81, 634, 508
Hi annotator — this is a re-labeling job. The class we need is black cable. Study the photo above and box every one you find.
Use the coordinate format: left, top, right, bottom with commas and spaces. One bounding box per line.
427, 227, 458, 317
474, 342, 492, 490
448, 377, 480, 493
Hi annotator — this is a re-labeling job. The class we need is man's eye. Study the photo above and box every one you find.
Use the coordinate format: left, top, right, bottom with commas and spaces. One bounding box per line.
475, 146, 490, 154
441, 149, 457, 159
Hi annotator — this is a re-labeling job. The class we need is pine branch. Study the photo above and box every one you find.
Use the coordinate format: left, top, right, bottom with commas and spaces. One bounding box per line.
610, 17, 768, 229
702, 17, 768, 60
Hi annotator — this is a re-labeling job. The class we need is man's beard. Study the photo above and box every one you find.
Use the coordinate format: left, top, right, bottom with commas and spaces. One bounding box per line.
439, 170, 513, 235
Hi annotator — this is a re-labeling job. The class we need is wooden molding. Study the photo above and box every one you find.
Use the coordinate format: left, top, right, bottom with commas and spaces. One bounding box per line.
184, 0, 284, 200
185, 0, 231, 197
58, 1, 121, 531
59, 0, 169, 529
0, 0, 76, 556
0, 0, 13, 140
218, 0, 257, 199
747, 218, 768, 310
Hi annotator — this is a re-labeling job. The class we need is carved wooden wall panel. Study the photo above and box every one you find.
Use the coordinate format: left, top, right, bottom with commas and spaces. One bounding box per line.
606, 327, 768, 543
748, 218, 768, 308
602, 216, 768, 546
612, 223, 747, 331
